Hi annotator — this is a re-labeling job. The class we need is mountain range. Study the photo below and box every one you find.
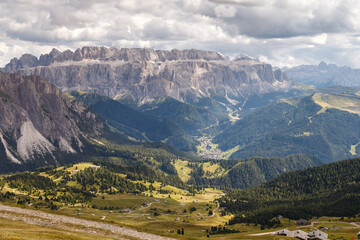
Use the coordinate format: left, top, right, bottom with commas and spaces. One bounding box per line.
3, 46, 298, 116
284, 61, 360, 87
2, 46, 360, 171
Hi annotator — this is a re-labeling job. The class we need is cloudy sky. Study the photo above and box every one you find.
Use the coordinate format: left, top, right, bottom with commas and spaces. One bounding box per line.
1, 0, 360, 68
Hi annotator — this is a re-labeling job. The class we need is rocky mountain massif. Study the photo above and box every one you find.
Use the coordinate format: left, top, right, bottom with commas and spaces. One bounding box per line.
3, 47, 296, 115
284, 62, 360, 87
0, 72, 107, 172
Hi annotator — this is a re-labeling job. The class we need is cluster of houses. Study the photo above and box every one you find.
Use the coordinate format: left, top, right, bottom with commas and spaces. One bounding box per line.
275, 229, 328, 240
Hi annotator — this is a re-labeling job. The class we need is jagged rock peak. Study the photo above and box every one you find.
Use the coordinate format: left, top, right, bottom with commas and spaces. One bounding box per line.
4, 47, 226, 70
232, 53, 258, 62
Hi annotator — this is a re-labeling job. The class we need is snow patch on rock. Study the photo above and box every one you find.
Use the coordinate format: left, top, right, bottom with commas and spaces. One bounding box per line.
59, 137, 76, 154
16, 121, 55, 161
0, 131, 21, 164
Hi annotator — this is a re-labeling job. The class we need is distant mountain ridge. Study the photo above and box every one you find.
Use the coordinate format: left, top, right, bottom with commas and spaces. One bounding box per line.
284, 61, 360, 87
2, 46, 294, 113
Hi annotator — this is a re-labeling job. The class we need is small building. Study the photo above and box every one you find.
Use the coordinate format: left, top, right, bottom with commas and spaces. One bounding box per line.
308, 230, 328, 240
297, 218, 311, 225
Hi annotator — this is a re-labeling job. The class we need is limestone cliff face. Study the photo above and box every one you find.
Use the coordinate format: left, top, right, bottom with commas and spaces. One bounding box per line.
0, 72, 103, 167
3, 47, 293, 105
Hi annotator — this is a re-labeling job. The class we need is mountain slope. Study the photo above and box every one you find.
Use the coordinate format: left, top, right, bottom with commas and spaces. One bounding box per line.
214, 93, 360, 162
0, 72, 109, 172
284, 61, 360, 87
67, 91, 198, 152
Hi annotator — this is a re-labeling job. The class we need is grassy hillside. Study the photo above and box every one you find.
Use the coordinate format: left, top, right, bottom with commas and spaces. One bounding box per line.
221, 158, 360, 226
67, 91, 198, 152
0, 162, 232, 239
214, 94, 360, 162
2, 160, 359, 239
312, 93, 360, 116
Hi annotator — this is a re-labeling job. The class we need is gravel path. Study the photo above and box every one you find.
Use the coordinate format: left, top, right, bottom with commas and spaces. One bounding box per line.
0, 204, 176, 240
248, 231, 275, 236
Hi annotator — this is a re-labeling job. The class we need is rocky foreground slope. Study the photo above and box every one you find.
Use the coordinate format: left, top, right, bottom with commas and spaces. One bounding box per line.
0, 72, 104, 171
3, 47, 294, 108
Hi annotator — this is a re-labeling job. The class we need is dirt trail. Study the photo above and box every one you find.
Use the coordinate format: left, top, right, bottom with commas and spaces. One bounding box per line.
0, 204, 176, 240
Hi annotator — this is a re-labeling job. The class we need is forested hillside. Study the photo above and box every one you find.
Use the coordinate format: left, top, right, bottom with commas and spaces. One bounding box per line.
221, 158, 360, 226
140, 97, 229, 135
187, 154, 320, 189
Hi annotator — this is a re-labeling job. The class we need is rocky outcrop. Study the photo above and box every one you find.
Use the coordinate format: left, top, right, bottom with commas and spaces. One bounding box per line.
0, 72, 103, 167
3, 47, 294, 106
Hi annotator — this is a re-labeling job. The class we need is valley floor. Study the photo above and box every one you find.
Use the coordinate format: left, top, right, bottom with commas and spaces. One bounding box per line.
196, 136, 223, 159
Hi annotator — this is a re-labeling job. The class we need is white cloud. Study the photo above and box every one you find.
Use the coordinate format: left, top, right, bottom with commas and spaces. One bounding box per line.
0, 0, 359, 69
214, 5, 237, 18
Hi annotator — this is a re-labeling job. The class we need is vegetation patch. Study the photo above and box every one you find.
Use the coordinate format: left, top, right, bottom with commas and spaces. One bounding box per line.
312, 93, 360, 116
172, 159, 192, 182
219, 145, 241, 159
